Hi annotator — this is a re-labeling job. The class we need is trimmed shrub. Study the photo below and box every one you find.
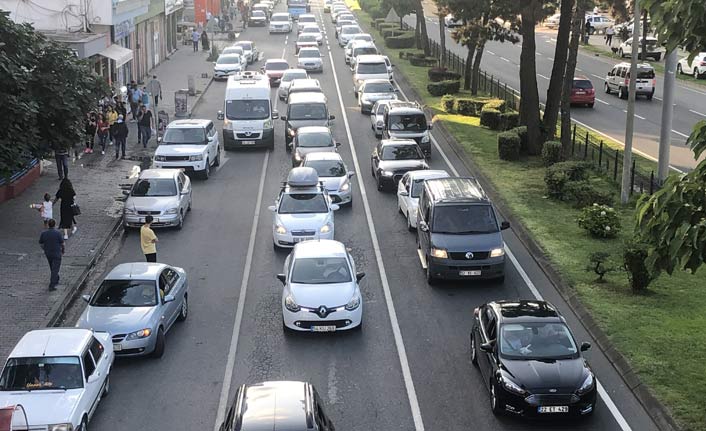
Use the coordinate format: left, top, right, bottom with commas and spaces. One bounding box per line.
374, 18, 386, 27
409, 56, 438, 67
498, 131, 521, 161
578, 204, 621, 239
544, 161, 591, 199
381, 28, 406, 38
428, 67, 462, 82
500, 111, 519, 130
369, 6, 385, 19
623, 238, 654, 293
378, 23, 395, 32
564, 181, 615, 208
483, 99, 507, 112
441, 95, 456, 113
385, 33, 415, 49
480, 107, 502, 130
427, 80, 460, 96
541, 140, 562, 166
512, 126, 528, 153
454, 97, 489, 116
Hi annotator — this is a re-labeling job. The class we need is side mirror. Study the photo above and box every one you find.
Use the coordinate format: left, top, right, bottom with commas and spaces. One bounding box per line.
356, 271, 365, 282
418, 221, 429, 232
207, 135, 214, 141
329, 114, 336, 120
217, 110, 224, 120
399, 190, 409, 197
122, 190, 130, 196
280, 115, 288, 121
347, 171, 355, 178
580, 341, 591, 352
330, 204, 340, 211
428, 124, 433, 130
500, 221, 510, 230
268, 205, 277, 212
276, 273, 287, 284
181, 188, 190, 195
163, 294, 176, 303
82, 294, 91, 303
480, 342, 494, 353
272, 111, 279, 119
335, 142, 342, 147
213, 61, 217, 65
87, 373, 100, 384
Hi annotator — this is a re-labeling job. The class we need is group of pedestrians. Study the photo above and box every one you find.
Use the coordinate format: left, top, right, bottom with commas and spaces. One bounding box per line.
191, 28, 210, 52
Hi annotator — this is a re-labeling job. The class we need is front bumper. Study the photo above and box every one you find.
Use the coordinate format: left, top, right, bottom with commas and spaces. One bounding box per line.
283, 303, 362, 331
428, 256, 505, 280
153, 159, 207, 171
123, 213, 180, 228
274, 228, 334, 248
495, 384, 597, 417
278, 85, 290, 99
111, 333, 158, 357
328, 189, 352, 205
299, 62, 323, 72
223, 128, 275, 150
269, 26, 291, 33
377, 172, 404, 189
214, 69, 241, 80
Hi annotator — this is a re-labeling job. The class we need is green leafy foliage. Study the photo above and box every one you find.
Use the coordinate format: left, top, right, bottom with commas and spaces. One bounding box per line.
427, 80, 460, 96
427, 67, 462, 82
0, 12, 109, 178
499, 111, 519, 130
543, 161, 591, 199
541, 140, 562, 166
385, 32, 416, 48
623, 238, 655, 293
483, 98, 507, 112
409, 56, 438, 66
480, 107, 502, 130
577, 204, 621, 238
642, 0, 706, 58
512, 126, 528, 153
455, 97, 490, 116
497, 130, 520, 160
586, 251, 617, 283
564, 180, 615, 208
441, 95, 456, 112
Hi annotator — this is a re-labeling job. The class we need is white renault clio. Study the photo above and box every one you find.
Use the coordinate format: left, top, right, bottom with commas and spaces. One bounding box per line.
269, 167, 339, 248
278, 240, 364, 332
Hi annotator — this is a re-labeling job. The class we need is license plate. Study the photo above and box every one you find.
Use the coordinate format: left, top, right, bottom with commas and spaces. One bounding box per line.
538, 406, 569, 413
311, 325, 336, 332
241, 140, 256, 145
460, 270, 481, 276
294, 237, 313, 243
113, 343, 122, 352
576, 91, 585, 94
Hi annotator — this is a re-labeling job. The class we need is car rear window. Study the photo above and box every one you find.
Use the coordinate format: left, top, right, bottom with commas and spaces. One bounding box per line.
267, 62, 289, 70
364, 82, 394, 93
381, 145, 422, 160
636, 68, 655, 79
572, 79, 593, 89
305, 160, 347, 177
357, 62, 387, 74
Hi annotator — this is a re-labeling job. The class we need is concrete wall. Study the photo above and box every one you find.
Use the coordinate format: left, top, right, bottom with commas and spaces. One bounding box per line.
0, 0, 114, 30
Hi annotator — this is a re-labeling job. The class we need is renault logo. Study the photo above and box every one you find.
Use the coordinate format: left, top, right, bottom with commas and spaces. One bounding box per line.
317, 306, 328, 317
465, 252, 474, 260
549, 388, 557, 393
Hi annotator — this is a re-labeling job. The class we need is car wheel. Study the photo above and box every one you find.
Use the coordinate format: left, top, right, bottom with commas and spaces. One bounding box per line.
177, 295, 188, 321
618, 86, 627, 99
470, 333, 478, 366
407, 212, 415, 232
214, 148, 221, 166
370, 163, 376, 178
377, 178, 384, 191
80, 416, 89, 431
695, 68, 700, 79
619, 48, 624, 58
187, 196, 192, 212
102, 375, 110, 396
490, 382, 502, 416
604, 82, 611, 94
202, 160, 210, 180
176, 211, 184, 230
677, 63, 683, 75
588, 103, 594, 108
426, 259, 437, 285
398, 202, 403, 214
151, 328, 165, 359
646, 91, 654, 101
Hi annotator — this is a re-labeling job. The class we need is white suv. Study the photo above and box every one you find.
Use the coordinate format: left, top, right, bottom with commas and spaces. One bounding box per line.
154, 119, 221, 179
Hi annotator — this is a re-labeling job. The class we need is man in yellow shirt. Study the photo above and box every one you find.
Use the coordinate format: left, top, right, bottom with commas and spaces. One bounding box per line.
140, 215, 158, 262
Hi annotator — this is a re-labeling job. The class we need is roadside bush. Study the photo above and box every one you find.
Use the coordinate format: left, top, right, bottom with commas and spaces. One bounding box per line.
427, 80, 460, 96
541, 140, 562, 166
369, 6, 385, 19
428, 67, 462, 82
378, 23, 396, 33
480, 107, 502, 130
500, 111, 519, 130
497, 131, 521, 161
409, 56, 438, 67
385, 32, 415, 49
207, 45, 220, 62
483, 99, 507, 112
512, 126, 528, 153
382, 28, 407, 38
623, 238, 654, 293
441, 95, 456, 113
544, 161, 591, 199
564, 181, 615, 208
455, 97, 490, 116
374, 18, 386, 27
577, 204, 621, 238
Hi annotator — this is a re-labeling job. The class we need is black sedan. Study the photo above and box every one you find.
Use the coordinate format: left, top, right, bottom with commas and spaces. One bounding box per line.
371, 139, 428, 191
470, 300, 597, 418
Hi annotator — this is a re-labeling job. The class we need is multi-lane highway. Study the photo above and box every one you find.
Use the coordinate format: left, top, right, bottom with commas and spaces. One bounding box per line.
409, 15, 706, 172
68, 2, 662, 430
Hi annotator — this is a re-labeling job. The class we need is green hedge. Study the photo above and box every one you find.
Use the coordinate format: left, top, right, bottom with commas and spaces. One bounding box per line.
374, 18, 386, 27
385, 32, 415, 49
428, 67, 462, 82
480, 107, 502, 130
544, 161, 592, 199
378, 22, 396, 32
511, 126, 528, 153
498, 131, 521, 161
483, 99, 507, 112
565, 181, 615, 208
441, 95, 456, 113
409, 56, 438, 67
541, 140, 562, 166
427, 80, 460, 96
454, 98, 486, 116
500, 111, 519, 130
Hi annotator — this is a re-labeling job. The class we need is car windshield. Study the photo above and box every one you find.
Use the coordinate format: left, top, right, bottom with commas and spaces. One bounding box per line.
499, 322, 579, 360
278, 193, 329, 214
381, 145, 422, 160
354, 47, 377, 56
298, 132, 333, 147
272, 15, 288, 21
432, 204, 498, 234
226, 99, 270, 120
388, 114, 427, 131
289, 103, 327, 120
0, 356, 83, 391
302, 27, 319, 33
90, 279, 158, 307
573, 80, 593, 89
300, 17, 316, 23
162, 127, 206, 144
252, 10, 266, 17
299, 49, 320, 58
282, 71, 308, 82
342, 26, 361, 34
291, 257, 352, 284
236, 42, 252, 50
267, 62, 288, 70
364, 82, 394, 93
131, 178, 177, 197
305, 160, 346, 177
217, 56, 241, 64
299, 34, 318, 42
357, 62, 387, 74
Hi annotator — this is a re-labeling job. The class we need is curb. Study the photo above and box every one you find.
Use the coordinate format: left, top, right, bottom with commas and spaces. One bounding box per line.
368, 20, 681, 431
188, 75, 214, 118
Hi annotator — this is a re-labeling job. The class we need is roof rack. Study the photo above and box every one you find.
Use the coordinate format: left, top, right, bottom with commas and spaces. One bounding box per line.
229, 71, 267, 82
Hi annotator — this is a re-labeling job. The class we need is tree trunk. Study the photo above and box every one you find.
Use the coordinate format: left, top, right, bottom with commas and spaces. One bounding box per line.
560, 2, 584, 156
416, 0, 430, 55
519, 3, 543, 155
438, 7, 446, 67
543, 0, 575, 141
640, 10, 648, 59
415, 12, 422, 49
471, 39, 486, 95
464, 45, 474, 90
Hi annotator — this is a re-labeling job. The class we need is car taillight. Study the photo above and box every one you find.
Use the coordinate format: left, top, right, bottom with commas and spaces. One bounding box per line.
700, 61, 706, 66
652, 79, 656, 86
474, 307, 479, 317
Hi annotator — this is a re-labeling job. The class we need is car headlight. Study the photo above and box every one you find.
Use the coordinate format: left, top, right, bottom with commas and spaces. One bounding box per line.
124, 207, 135, 215
264, 118, 273, 129
381, 170, 393, 177
189, 154, 203, 161
421, 134, 430, 143
223, 118, 231, 128
499, 375, 527, 396
490, 247, 505, 258
284, 295, 300, 312
48, 424, 73, 431
165, 207, 178, 215
577, 374, 595, 395
294, 152, 303, 161
154, 155, 167, 161
376, 120, 384, 126
288, 128, 296, 137
320, 224, 331, 234
275, 224, 287, 234
345, 295, 361, 311
339, 179, 350, 191
430, 247, 448, 259
360, 95, 370, 102
125, 328, 152, 340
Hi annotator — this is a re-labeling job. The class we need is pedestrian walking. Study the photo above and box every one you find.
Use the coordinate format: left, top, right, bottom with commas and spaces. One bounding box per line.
140, 215, 158, 262
113, 114, 129, 159
84, 111, 97, 154
146, 75, 162, 107
201, 30, 210, 51
192, 28, 200, 52
605, 25, 615, 46
55, 178, 77, 240
130, 83, 142, 121
54, 147, 69, 180
137, 105, 154, 148
96, 113, 109, 154
39, 219, 64, 291
31, 193, 54, 228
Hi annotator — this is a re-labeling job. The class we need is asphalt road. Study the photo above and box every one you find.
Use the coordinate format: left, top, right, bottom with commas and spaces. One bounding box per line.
411, 15, 706, 172
65, 2, 661, 430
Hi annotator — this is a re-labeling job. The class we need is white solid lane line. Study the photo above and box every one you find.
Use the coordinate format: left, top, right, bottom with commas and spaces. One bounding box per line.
395, 81, 633, 431
500, 57, 510, 63
487, 51, 496, 55
538, 74, 550, 80
635, 114, 646, 120
595, 98, 610, 105
325, 19, 426, 431
690, 109, 706, 117
672, 129, 690, 138
213, 151, 270, 431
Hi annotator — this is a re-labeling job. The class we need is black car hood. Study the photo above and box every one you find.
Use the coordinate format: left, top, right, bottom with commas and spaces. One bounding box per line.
501, 357, 588, 392
378, 159, 427, 172
288, 119, 328, 130
430, 231, 502, 252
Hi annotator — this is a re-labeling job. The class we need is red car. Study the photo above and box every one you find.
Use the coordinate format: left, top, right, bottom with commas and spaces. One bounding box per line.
570, 77, 595, 108
261, 59, 289, 86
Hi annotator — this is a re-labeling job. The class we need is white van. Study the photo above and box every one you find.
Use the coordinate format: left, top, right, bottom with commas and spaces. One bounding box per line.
218, 72, 278, 150
353, 54, 393, 95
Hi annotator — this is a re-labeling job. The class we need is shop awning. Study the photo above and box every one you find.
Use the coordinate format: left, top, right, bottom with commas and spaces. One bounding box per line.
99, 44, 133, 67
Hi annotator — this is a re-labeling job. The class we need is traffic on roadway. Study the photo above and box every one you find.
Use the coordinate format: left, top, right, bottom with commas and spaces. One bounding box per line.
0, 0, 663, 430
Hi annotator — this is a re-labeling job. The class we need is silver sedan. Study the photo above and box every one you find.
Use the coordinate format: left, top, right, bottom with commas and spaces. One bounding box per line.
76, 262, 189, 358
122, 169, 192, 229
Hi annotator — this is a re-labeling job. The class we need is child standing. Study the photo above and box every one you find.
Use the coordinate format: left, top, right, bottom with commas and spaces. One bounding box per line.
31, 193, 53, 228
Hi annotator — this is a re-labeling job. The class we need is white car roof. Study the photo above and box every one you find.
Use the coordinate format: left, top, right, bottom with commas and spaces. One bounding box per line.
218, 53, 242, 60
297, 126, 331, 135
407, 170, 450, 180
9, 328, 94, 358
139, 168, 181, 179
356, 54, 387, 63
105, 262, 168, 280
299, 47, 321, 54
282, 68, 308, 77
381, 138, 418, 147
299, 14, 316, 19
293, 240, 347, 258
265, 58, 288, 65
272, 12, 290, 17
167, 119, 211, 128
304, 151, 343, 162
302, 24, 321, 30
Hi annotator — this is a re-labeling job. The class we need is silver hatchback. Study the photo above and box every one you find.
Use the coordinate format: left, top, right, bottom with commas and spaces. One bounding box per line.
123, 169, 192, 229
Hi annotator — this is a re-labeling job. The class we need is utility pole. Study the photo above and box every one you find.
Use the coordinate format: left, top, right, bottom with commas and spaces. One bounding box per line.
657, 49, 677, 184
621, 0, 641, 204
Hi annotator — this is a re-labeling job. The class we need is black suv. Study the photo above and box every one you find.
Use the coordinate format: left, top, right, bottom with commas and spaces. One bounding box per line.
370, 139, 428, 191
219, 381, 335, 431
416, 177, 509, 284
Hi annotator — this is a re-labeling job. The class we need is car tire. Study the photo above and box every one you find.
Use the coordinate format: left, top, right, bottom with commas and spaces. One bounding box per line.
151, 328, 165, 359
426, 259, 437, 285
214, 148, 221, 166
102, 375, 110, 396
201, 160, 210, 180
377, 178, 384, 191
407, 212, 415, 232
654, 54, 661, 62
80, 416, 89, 431
695, 68, 700, 79
370, 163, 376, 178
177, 295, 188, 321
646, 91, 654, 101
618, 86, 627, 99
588, 103, 594, 108
398, 202, 403, 214
619, 48, 624, 58
176, 211, 184, 230
490, 383, 502, 416
187, 196, 192, 212
470, 333, 478, 366
604, 82, 611, 94
677, 63, 683, 75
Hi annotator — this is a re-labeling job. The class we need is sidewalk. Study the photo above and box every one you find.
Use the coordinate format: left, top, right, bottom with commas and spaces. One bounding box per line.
0, 45, 217, 364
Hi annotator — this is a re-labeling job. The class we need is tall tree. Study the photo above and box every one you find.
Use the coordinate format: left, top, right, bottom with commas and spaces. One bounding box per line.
560, 0, 585, 155
542, 0, 574, 141
518, 1, 545, 154
433, 0, 449, 66
415, 0, 431, 55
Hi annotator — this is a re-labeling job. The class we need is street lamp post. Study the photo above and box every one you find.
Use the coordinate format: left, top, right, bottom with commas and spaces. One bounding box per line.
620, 0, 642, 204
